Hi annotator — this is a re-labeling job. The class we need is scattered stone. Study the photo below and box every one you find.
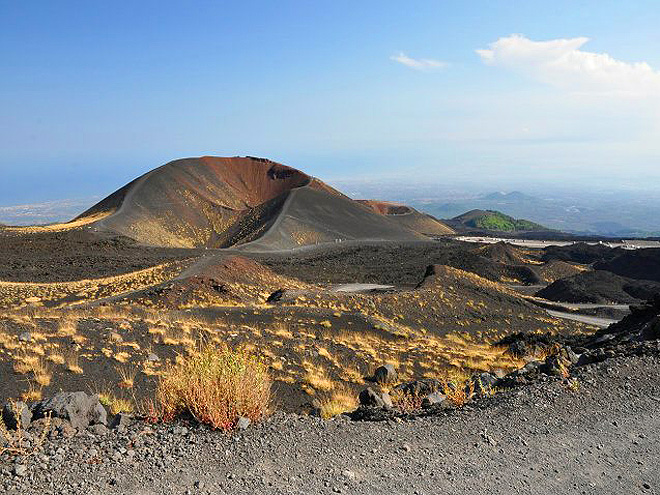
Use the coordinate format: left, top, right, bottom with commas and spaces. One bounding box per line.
18, 331, 32, 342
394, 378, 442, 397
2, 401, 32, 430
373, 364, 397, 384
89, 424, 109, 436
473, 372, 498, 394
236, 417, 251, 430
422, 392, 447, 409
59, 422, 77, 437
341, 469, 355, 481
13, 464, 27, 477
380, 392, 393, 410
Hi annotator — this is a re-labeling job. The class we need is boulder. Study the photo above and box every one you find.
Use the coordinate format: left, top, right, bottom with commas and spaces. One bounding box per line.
266, 289, 315, 304
2, 401, 32, 430
640, 316, 660, 340
421, 392, 447, 409
373, 364, 398, 384
18, 332, 31, 343
358, 388, 384, 408
32, 392, 107, 430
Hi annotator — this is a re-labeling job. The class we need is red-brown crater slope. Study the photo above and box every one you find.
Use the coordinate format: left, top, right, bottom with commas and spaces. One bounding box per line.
357, 200, 454, 236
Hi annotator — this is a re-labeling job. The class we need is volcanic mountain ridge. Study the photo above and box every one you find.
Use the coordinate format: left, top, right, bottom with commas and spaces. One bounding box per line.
78, 156, 451, 250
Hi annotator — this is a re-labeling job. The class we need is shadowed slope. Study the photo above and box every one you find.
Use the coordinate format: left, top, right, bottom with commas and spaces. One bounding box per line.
81, 156, 426, 250
237, 188, 427, 251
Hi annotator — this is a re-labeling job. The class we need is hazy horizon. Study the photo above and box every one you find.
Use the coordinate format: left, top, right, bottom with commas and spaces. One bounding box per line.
2, 1, 660, 206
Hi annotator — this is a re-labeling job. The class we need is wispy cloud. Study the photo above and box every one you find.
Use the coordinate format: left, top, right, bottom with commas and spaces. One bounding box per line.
390, 52, 447, 71
477, 34, 660, 97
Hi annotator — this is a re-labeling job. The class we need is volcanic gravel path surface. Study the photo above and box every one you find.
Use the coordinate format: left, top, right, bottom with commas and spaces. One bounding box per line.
4, 353, 659, 495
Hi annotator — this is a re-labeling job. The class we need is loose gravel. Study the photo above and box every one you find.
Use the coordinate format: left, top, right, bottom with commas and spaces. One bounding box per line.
3, 352, 659, 494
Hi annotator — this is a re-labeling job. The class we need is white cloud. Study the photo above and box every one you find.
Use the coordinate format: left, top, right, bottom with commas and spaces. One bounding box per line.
476, 34, 660, 97
390, 52, 447, 71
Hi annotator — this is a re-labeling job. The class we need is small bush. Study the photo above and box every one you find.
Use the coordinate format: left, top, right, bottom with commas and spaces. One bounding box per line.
390, 389, 425, 413
443, 369, 474, 407
155, 343, 271, 431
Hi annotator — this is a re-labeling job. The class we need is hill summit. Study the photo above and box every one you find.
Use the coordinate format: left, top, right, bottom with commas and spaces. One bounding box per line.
79, 156, 452, 250
450, 209, 549, 233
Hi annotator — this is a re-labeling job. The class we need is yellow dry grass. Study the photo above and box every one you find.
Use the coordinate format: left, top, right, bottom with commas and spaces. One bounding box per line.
5, 212, 112, 233
318, 385, 359, 418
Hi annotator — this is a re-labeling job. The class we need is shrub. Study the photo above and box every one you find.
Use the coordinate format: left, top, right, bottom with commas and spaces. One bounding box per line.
155, 343, 271, 430
390, 389, 425, 413
443, 369, 475, 407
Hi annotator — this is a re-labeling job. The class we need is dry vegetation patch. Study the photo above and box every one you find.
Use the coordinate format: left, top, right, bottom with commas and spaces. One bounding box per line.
154, 343, 272, 430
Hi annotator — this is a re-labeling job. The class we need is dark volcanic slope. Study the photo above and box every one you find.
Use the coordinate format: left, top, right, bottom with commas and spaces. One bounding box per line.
0, 229, 200, 283
81, 156, 425, 250
542, 242, 623, 265
253, 239, 541, 286
238, 188, 426, 252
596, 248, 660, 282
536, 270, 660, 304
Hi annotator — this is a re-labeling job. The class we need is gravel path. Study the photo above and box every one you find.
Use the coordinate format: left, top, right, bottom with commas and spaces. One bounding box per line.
4, 352, 659, 494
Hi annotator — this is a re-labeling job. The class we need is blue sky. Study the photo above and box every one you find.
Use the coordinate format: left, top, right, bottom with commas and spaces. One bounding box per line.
2, 1, 660, 204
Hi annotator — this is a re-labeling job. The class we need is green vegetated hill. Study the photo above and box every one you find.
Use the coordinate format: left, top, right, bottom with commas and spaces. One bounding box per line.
452, 209, 549, 232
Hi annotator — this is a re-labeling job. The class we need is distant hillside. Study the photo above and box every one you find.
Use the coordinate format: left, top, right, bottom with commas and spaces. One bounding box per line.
450, 209, 550, 233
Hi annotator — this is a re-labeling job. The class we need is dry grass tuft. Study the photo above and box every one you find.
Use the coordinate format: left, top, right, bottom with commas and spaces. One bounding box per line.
318, 385, 358, 418
154, 343, 272, 430
303, 361, 335, 392
117, 365, 137, 389
98, 392, 135, 415
65, 351, 83, 374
